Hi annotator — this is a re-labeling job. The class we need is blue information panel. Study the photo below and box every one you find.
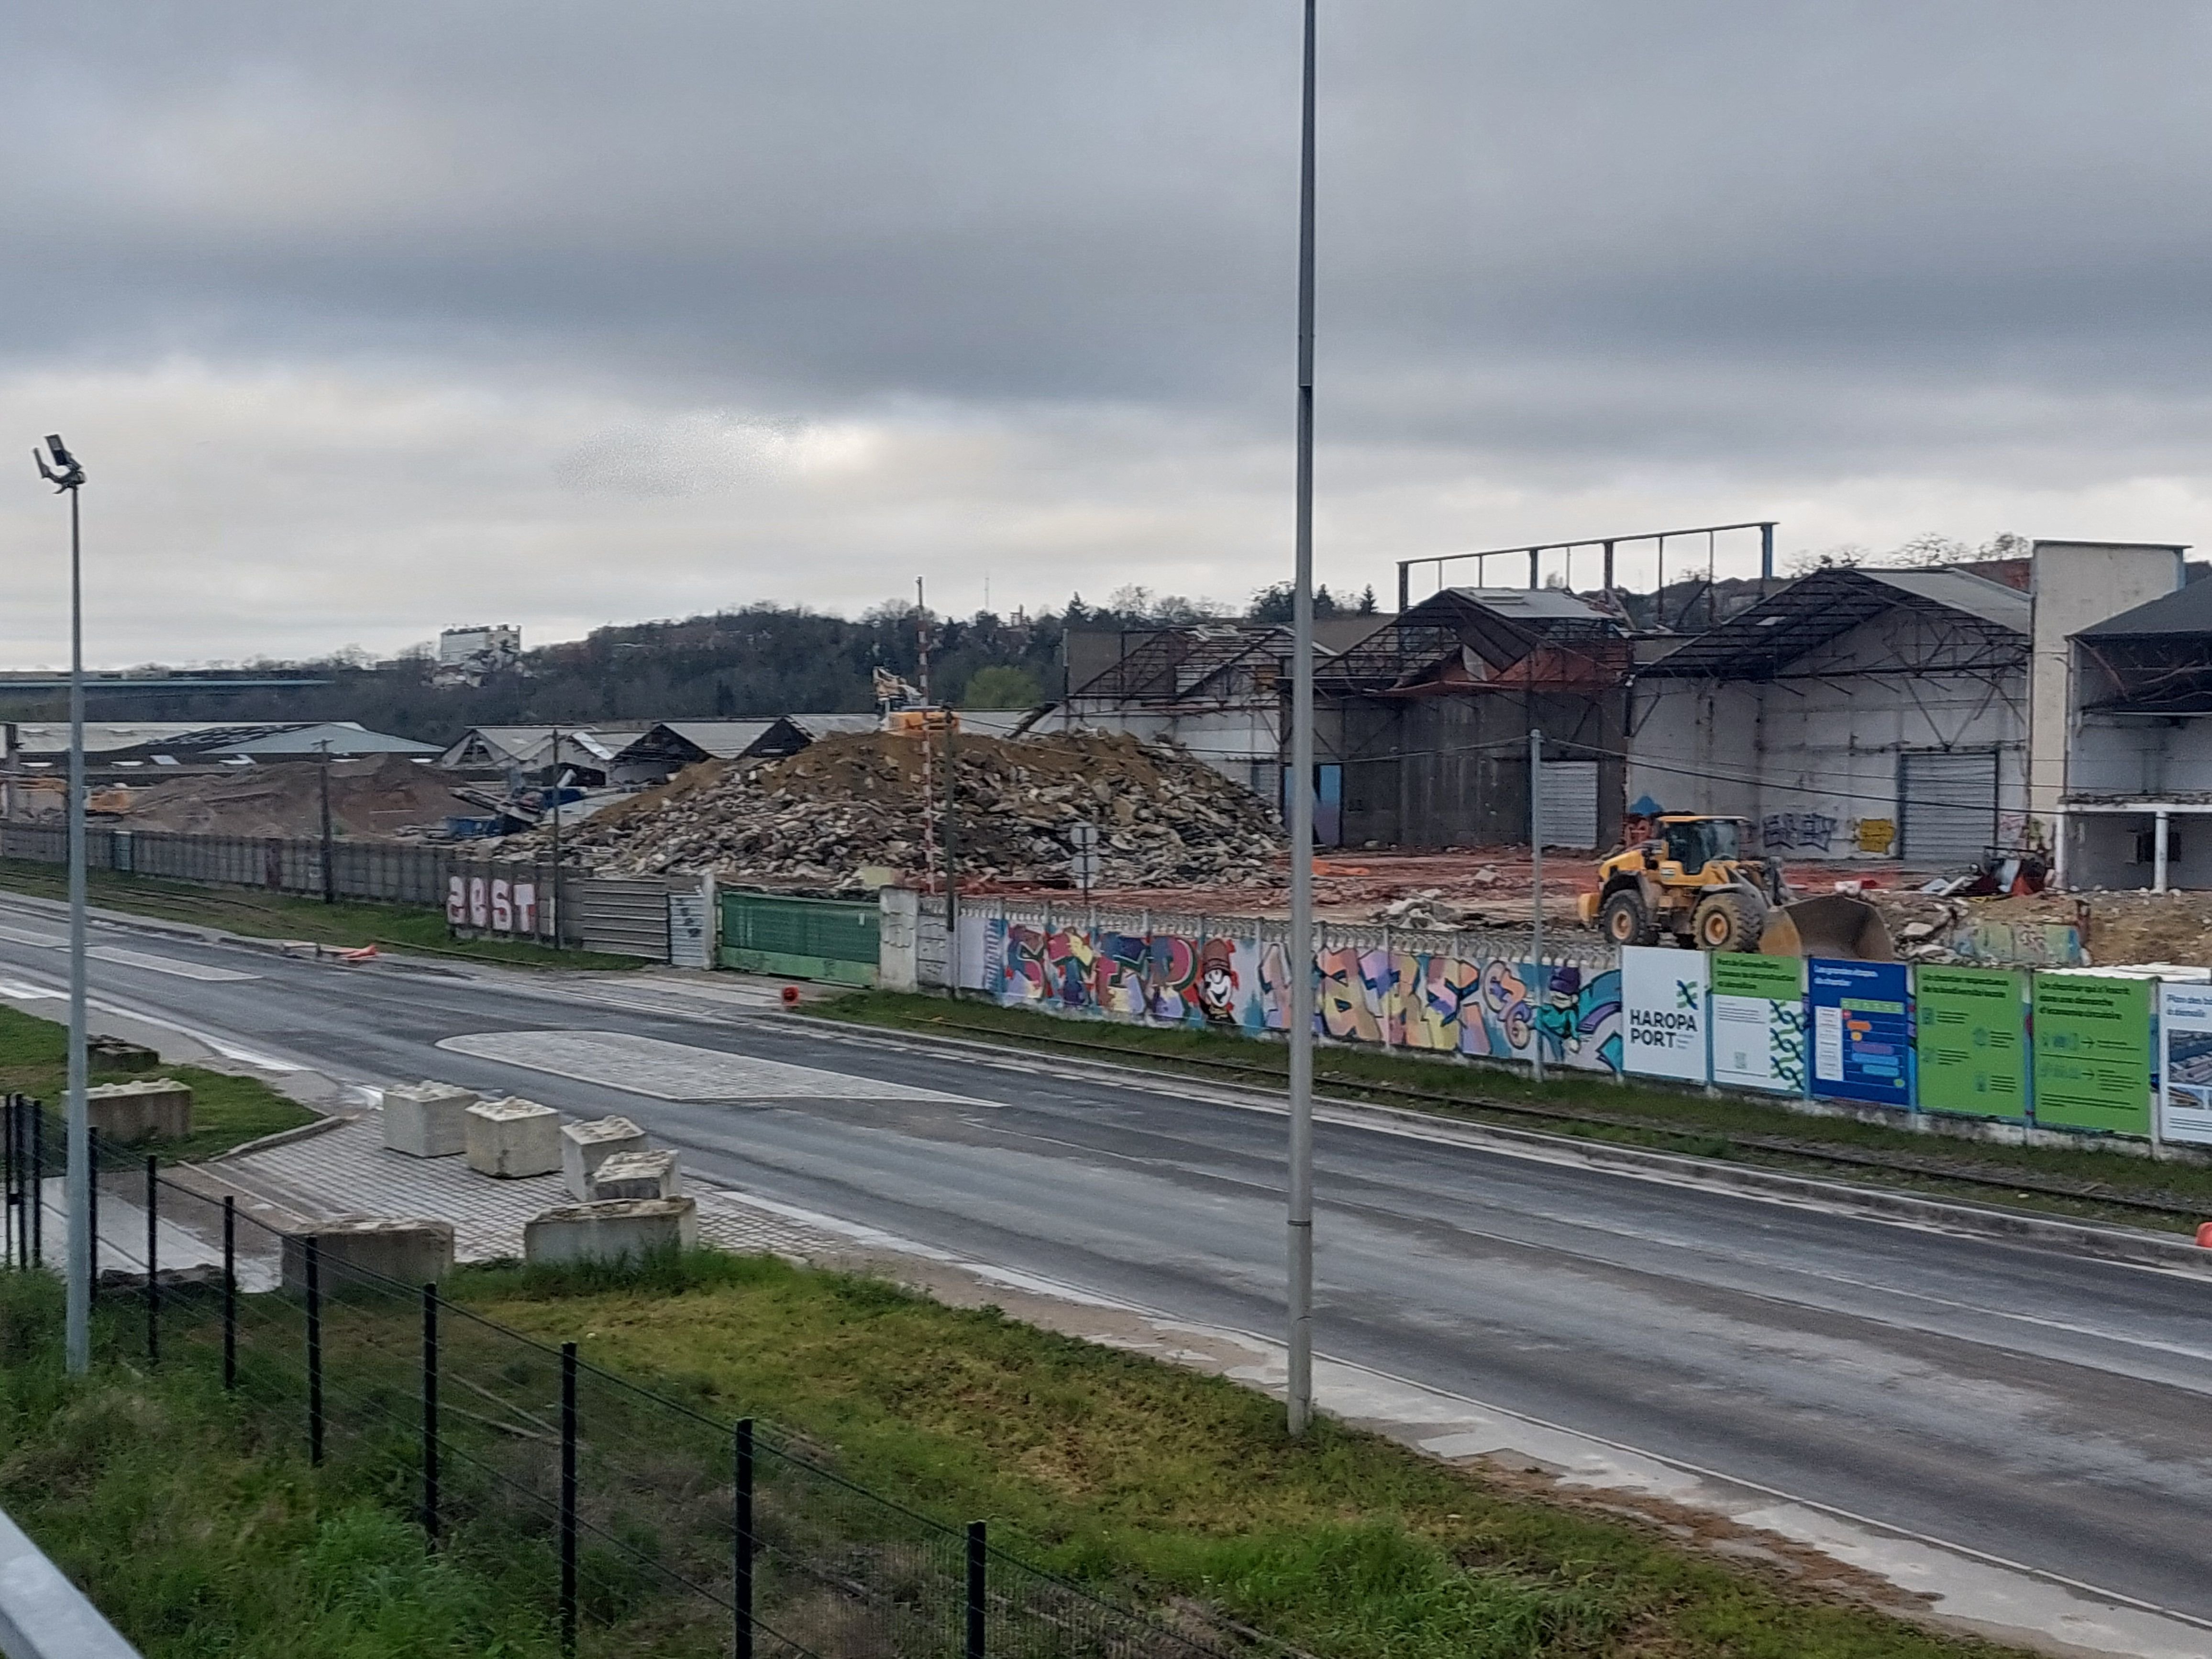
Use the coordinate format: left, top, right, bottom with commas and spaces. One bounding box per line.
1808, 958, 1914, 1106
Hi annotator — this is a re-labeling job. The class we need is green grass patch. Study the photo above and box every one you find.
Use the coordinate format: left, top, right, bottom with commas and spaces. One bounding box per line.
457, 1249, 2023, 1659
0, 1253, 2032, 1658
814, 989, 2212, 1234
0, 1274, 564, 1659
0, 1000, 311, 1160
0, 857, 640, 972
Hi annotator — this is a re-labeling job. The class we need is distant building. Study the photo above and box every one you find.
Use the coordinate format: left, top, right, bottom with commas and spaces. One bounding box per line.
433, 625, 522, 686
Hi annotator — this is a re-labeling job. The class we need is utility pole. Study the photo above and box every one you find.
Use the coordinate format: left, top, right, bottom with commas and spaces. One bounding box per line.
1528, 728, 1545, 1084
548, 726, 564, 951
33, 435, 90, 1375
317, 740, 336, 904
1285, 0, 1318, 1439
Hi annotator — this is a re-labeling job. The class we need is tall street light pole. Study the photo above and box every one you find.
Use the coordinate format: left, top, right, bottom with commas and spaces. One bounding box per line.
33, 434, 90, 1375
1285, 0, 1318, 1438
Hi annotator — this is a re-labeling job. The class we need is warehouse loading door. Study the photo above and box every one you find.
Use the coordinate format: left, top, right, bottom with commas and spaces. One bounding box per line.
1537, 760, 1600, 850
1899, 749, 1999, 866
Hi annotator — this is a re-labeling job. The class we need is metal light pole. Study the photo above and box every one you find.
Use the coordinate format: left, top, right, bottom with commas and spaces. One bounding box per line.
317, 740, 336, 904
33, 434, 90, 1375
1528, 728, 1545, 1085
1285, 0, 1318, 1438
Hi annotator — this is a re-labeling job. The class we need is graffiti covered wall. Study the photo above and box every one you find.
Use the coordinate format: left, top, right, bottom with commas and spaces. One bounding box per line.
965, 915, 1623, 1074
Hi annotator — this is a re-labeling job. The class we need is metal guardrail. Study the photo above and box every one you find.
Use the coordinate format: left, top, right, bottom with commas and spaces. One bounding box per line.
0, 1504, 142, 1659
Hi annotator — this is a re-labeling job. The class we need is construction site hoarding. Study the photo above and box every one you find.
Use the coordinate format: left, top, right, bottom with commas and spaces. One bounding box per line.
2030, 973, 2153, 1137
967, 909, 1625, 1075
1620, 945, 1710, 1083
1912, 965, 2029, 1121
1808, 959, 1914, 1108
1708, 952, 1806, 1095
2158, 980, 2212, 1147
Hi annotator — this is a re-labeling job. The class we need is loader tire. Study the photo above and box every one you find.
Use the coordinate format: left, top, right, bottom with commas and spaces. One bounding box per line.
1692, 891, 1762, 953
1601, 889, 1659, 947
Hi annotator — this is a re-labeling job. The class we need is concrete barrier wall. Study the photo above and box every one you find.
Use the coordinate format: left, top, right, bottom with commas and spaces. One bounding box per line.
0, 1501, 143, 1659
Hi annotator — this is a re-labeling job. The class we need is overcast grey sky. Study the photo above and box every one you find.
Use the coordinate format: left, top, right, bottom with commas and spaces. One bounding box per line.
6, 2, 2212, 664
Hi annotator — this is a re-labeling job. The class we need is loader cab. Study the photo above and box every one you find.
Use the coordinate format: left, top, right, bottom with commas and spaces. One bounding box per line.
1656, 816, 1741, 876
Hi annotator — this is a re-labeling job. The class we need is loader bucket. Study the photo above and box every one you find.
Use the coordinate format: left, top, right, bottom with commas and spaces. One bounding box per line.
1759, 894, 1894, 961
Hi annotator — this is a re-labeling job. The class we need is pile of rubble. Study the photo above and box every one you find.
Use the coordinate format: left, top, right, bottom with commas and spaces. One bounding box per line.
531, 731, 1283, 891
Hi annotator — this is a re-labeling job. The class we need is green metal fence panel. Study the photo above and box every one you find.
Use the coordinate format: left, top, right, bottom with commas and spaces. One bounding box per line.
719, 892, 879, 986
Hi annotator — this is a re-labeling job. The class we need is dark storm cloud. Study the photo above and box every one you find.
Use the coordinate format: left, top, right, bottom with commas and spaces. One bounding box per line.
6, 2, 2212, 661
14, 0, 2212, 433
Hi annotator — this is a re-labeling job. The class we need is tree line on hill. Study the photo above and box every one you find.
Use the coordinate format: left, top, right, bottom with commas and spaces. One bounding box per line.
0, 584, 1373, 744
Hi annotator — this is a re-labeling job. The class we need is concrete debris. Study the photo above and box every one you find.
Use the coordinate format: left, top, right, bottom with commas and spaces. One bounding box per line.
527, 732, 1284, 893
45, 752, 475, 839
1371, 889, 1494, 931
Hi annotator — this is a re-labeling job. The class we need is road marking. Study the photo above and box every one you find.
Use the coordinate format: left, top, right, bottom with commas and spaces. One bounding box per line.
436, 1029, 973, 1102
0, 924, 66, 948
88, 945, 259, 982
0, 978, 61, 1000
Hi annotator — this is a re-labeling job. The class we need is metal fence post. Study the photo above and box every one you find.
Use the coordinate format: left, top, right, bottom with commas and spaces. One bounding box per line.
561, 1341, 579, 1657
87, 1126, 100, 1288
966, 1520, 987, 1659
222, 1196, 236, 1390
733, 1417, 754, 1659
144, 1155, 158, 1365
305, 1237, 324, 1466
3, 1096, 15, 1271
31, 1099, 44, 1266
422, 1284, 440, 1542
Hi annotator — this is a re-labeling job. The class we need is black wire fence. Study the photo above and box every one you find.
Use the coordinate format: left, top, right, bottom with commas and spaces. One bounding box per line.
1, 1094, 1233, 1659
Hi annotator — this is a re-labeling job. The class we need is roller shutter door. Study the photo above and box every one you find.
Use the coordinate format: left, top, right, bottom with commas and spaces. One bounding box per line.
1899, 750, 1999, 866
1537, 760, 1600, 850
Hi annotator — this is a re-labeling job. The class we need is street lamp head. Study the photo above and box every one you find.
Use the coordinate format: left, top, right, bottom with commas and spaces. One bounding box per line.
33, 433, 84, 492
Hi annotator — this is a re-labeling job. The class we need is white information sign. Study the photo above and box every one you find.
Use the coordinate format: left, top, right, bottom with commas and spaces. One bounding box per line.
2159, 981, 2212, 1147
1620, 946, 1710, 1082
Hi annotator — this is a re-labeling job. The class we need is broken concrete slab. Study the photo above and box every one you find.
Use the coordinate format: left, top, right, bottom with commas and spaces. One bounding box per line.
464, 1097, 562, 1178
524, 1197, 697, 1266
589, 1148, 681, 1201
560, 1115, 647, 1200
280, 1217, 456, 1293
86, 1078, 192, 1145
381, 1081, 479, 1158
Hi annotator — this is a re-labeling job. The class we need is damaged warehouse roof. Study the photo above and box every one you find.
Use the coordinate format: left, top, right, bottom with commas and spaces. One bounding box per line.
1634, 566, 2029, 680
2074, 575, 2212, 714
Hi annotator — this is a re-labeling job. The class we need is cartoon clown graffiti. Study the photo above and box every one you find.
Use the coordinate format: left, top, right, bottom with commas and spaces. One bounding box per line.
1195, 937, 1240, 1025
1535, 963, 1583, 1060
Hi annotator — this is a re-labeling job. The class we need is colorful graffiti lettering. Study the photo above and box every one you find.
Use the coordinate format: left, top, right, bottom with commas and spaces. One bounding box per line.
1761, 811, 1839, 853
972, 917, 1624, 1078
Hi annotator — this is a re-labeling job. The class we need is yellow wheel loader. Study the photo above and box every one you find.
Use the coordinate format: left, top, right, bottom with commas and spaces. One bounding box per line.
1574, 815, 1892, 959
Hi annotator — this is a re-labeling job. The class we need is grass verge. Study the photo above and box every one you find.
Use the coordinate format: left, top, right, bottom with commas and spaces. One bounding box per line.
465, 1250, 2023, 1658
0, 856, 640, 972
0, 1000, 311, 1160
0, 1273, 565, 1659
0, 1254, 2029, 1659
813, 989, 2212, 1235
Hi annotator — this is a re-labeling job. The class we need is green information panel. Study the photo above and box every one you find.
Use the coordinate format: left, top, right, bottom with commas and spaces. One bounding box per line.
1711, 953, 1803, 1000
1709, 952, 1806, 1094
1914, 966, 2027, 1120
2031, 974, 2152, 1136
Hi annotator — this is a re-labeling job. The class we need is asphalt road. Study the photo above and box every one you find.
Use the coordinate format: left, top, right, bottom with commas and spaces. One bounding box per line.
3, 896, 2209, 1625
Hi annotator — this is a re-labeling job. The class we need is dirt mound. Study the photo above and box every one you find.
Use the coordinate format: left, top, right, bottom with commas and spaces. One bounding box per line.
534, 730, 1283, 891
96, 754, 471, 839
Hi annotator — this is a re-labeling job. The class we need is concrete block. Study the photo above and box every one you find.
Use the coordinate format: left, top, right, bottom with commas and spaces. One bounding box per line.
561, 1115, 647, 1200
524, 1198, 698, 1267
281, 1217, 456, 1293
85, 1078, 192, 1145
88, 1035, 161, 1073
589, 1149, 681, 1201
465, 1096, 562, 1178
381, 1081, 479, 1158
